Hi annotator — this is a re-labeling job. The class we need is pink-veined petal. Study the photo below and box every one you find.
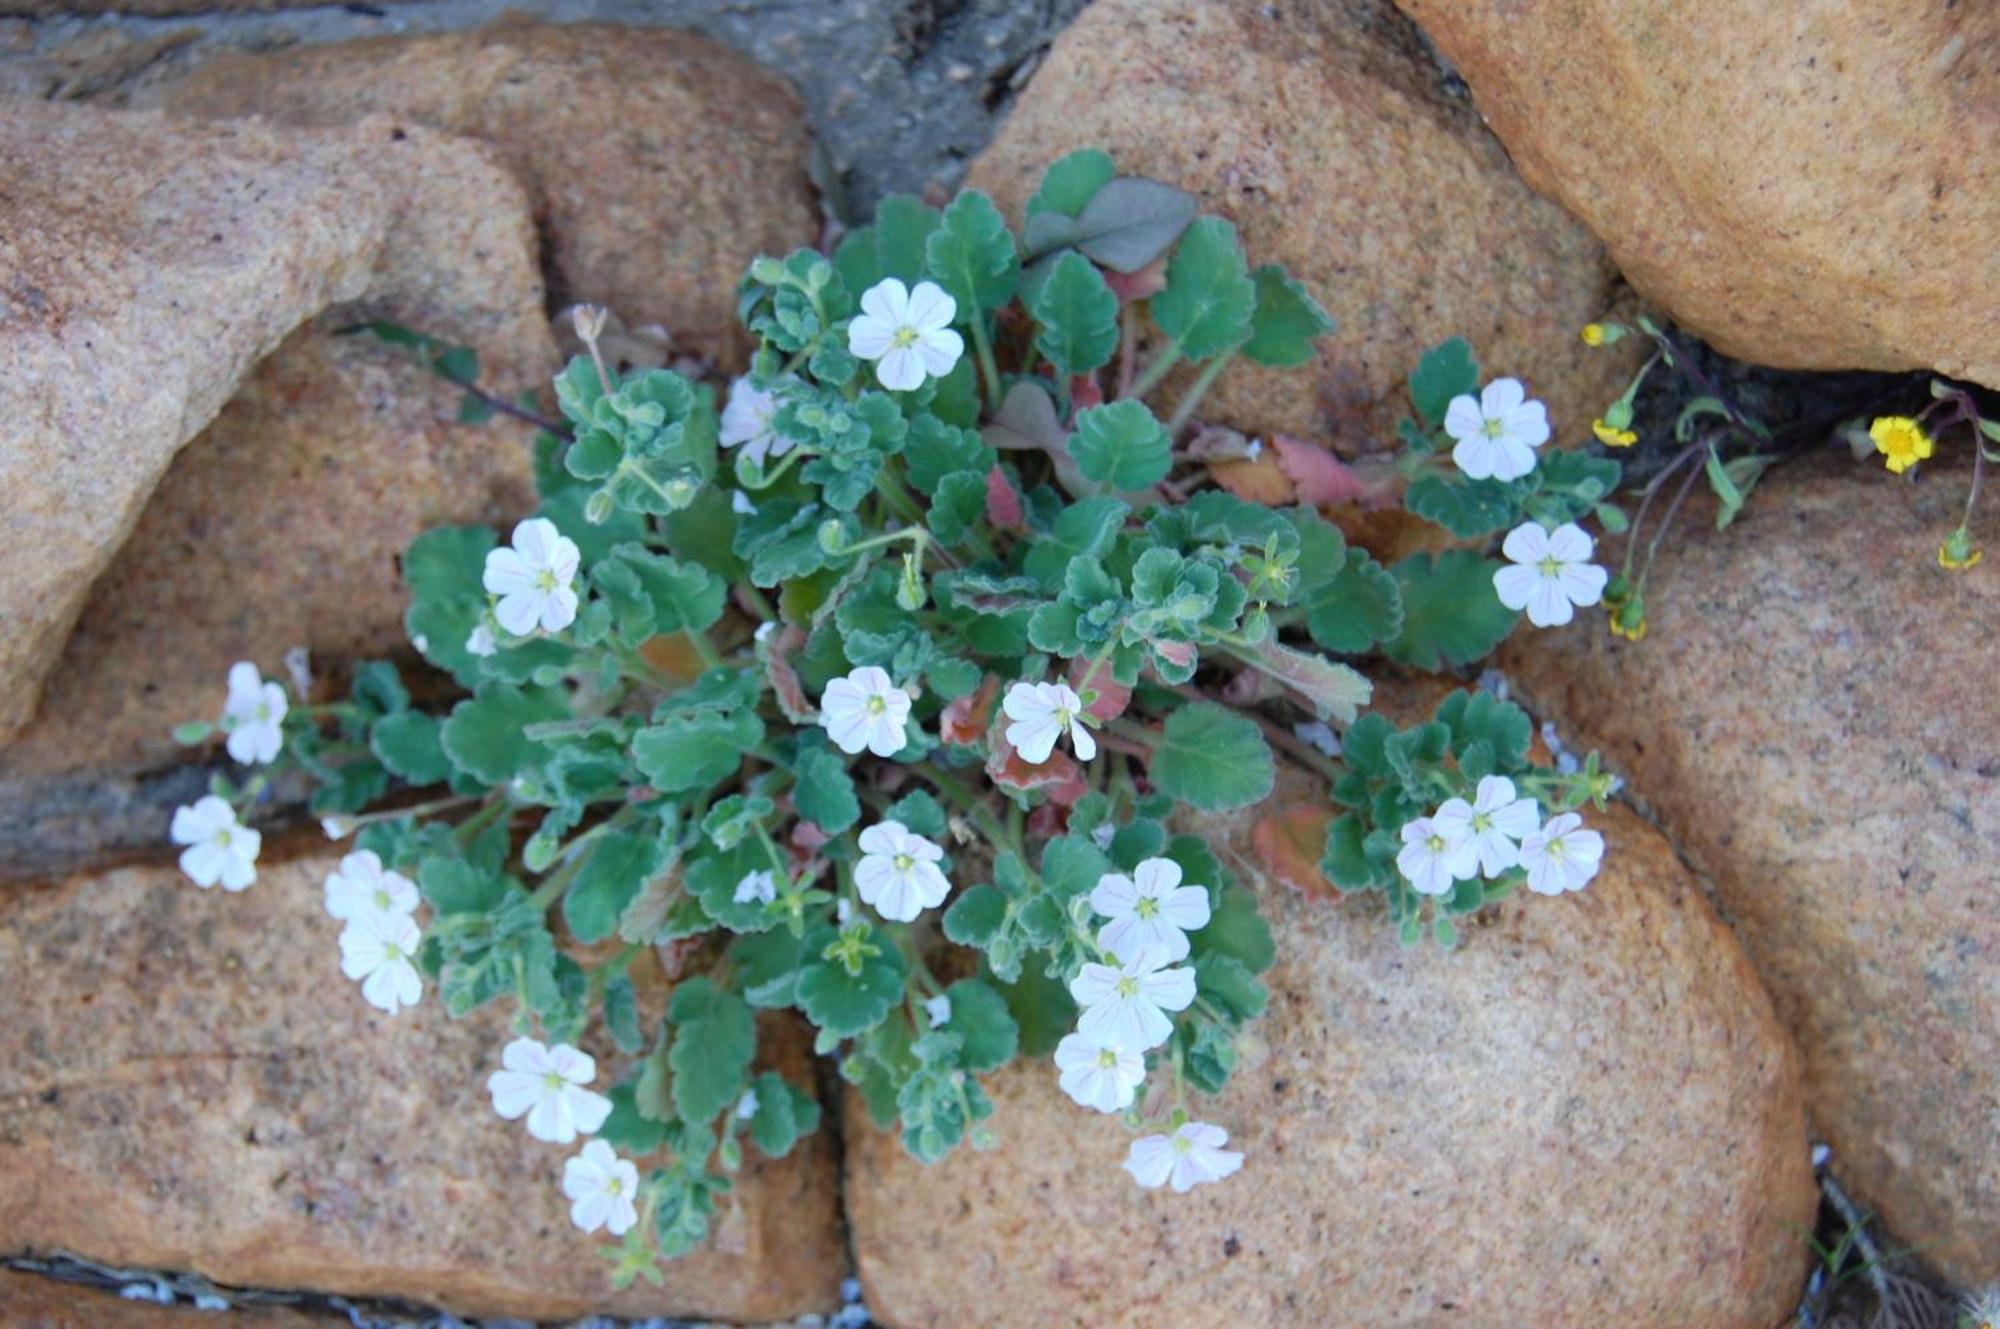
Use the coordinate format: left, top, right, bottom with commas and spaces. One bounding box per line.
1500, 521, 1550, 564
1492, 564, 1541, 613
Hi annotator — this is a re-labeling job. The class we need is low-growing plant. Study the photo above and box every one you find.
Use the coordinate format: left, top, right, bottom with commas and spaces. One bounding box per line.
169, 149, 1621, 1284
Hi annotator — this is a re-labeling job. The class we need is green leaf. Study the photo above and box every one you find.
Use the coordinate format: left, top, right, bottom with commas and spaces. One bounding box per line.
1024, 177, 1197, 272
927, 470, 991, 549
1408, 338, 1479, 429
746, 1071, 822, 1159
1195, 952, 1268, 1022
1152, 217, 1256, 360
885, 789, 948, 839
942, 883, 1009, 947
991, 962, 1075, 1057
606, 544, 727, 635
600, 1082, 668, 1155
564, 831, 665, 945
793, 747, 861, 834
1070, 400, 1172, 490
1150, 702, 1275, 811
871, 195, 942, 283
603, 974, 644, 1053
797, 943, 908, 1039
1435, 689, 1533, 770
1240, 636, 1372, 725
1383, 550, 1517, 670
1300, 548, 1402, 656
370, 711, 451, 786
419, 855, 510, 916
632, 709, 765, 795
1241, 264, 1334, 368
1405, 474, 1519, 539
440, 686, 566, 787
401, 524, 495, 686
942, 978, 1018, 1073
925, 189, 1019, 313
1032, 251, 1119, 381
668, 978, 755, 1125
1027, 148, 1115, 218
1022, 496, 1130, 588
685, 842, 781, 935
1192, 881, 1276, 972
1321, 811, 1384, 891
902, 415, 994, 495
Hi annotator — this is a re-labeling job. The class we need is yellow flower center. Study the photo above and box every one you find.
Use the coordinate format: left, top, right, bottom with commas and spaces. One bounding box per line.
1424, 832, 1447, 854
865, 695, 887, 715
1481, 418, 1506, 439
544, 1071, 567, 1090
1134, 896, 1160, 920
374, 889, 392, 909
1115, 976, 1140, 999
607, 1177, 624, 1197
1095, 1048, 1120, 1069
892, 853, 914, 873
215, 830, 232, 848
891, 325, 921, 349
1538, 555, 1563, 577
1545, 838, 1569, 862
535, 569, 560, 592
1170, 1134, 1194, 1155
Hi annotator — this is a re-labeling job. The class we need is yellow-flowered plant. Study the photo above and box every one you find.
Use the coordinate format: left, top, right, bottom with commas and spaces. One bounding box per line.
1868, 415, 1933, 474
1872, 381, 1998, 575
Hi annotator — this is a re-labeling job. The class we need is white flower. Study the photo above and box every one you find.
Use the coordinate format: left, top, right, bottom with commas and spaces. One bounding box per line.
324, 850, 419, 922
1054, 1032, 1145, 1114
835, 897, 854, 926
1090, 858, 1211, 964
220, 661, 288, 765
1124, 1121, 1244, 1193
734, 869, 777, 906
487, 1037, 613, 1144
169, 796, 260, 891
338, 909, 423, 1015
1493, 522, 1608, 628
320, 816, 352, 840
1069, 950, 1196, 1052
1444, 377, 1549, 481
1293, 720, 1341, 758
854, 820, 950, 922
819, 666, 911, 758
735, 1088, 761, 1121
1432, 776, 1541, 878
1518, 812, 1605, 896
731, 490, 758, 515
1395, 815, 1477, 897
720, 377, 796, 468
562, 1139, 640, 1237
1002, 681, 1095, 765
924, 993, 953, 1027
465, 622, 497, 658
483, 517, 581, 637
847, 278, 964, 392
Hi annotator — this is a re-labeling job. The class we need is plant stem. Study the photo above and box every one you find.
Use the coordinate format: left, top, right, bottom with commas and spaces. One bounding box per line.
1123, 341, 1183, 401
971, 316, 1004, 415
1164, 350, 1237, 438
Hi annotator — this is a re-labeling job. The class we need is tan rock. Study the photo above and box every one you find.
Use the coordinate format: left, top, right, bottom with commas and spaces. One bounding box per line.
0, 1271, 337, 1327
846, 744, 1815, 1328
0, 97, 549, 747
148, 18, 820, 365
967, 0, 1637, 453
0, 847, 845, 1321
1394, 0, 2000, 390
1501, 453, 2000, 1284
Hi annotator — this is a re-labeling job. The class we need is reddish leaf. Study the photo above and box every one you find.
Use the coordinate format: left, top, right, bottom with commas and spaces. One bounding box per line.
985, 464, 1026, 531
941, 676, 999, 746
757, 624, 817, 723
790, 820, 832, 852
1251, 805, 1338, 900
1104, 256, 1168, 302
1068, 658, 1132, 723
1270, 435, 1372, 507
986, 722, 1088, 806
1070, 374, 1106, 414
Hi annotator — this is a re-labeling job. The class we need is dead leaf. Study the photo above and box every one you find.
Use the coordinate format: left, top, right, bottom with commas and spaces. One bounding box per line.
1251, 806, 1338, 900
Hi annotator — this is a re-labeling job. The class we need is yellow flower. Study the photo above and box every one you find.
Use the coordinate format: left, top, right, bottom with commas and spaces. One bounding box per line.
1609, 616, 1648, 642
1869, 416, 1933, 474
1592, 418, 1637, 448
1580, 323, 1606, 347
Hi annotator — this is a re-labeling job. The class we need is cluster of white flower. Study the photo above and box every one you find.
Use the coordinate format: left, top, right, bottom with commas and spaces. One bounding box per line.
1002, 680, 1094, 764
487, 1037, 638, 1238
324, 850, 424, 1015
1059, 858, 1243, 1193
170, 660, 290, 891
818, 666, 1101, 771
1442, 380, 1610, 628
1396, 775, 1604, 899
483, 517, 582, 641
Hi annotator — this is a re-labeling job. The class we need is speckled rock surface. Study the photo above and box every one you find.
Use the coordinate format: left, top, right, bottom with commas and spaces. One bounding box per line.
147, 18, 819, 364
0, 1272, 336, 1327
0, 847, 846, 1322
0, 98, 547, 748
1394, 0, 1999, 390
0, 101, 548, 788
1502, 453, 2000, 1285
845, 726, 1815, 1328
967, 0, 1637, 453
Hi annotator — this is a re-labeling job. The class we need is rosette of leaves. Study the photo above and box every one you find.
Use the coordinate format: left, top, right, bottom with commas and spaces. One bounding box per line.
228, 149, 1612, 1283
